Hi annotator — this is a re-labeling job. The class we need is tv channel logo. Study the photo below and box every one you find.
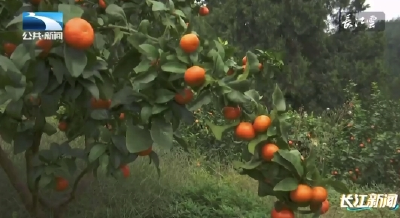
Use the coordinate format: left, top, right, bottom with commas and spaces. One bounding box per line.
22, 12, 63, 31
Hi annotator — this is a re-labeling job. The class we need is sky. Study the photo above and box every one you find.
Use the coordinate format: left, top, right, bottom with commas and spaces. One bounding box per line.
365, 0, 399, 20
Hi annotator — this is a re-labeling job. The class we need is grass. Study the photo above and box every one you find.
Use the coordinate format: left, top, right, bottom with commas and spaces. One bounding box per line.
0, 130, 399, 217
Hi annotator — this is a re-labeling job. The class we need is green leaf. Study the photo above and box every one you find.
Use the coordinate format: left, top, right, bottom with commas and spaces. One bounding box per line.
99, 154, 109, 170
134, 60, 151, 73
161, 61, 187, 73
205, 120, 239, 140
238, 158, 263, 170
43, 123, 57, 136
272, 84, 286, 111
58, 4, 84, 22
150, 117, 173, 149
139, 44, 159, 59
5, 99, 23, 119
226, 80, 251, 92
105, 4, 127, 21
279, 120, 290, 142
154, 89, 175, 103
90, 109, 110, 120
64, 44, 87, 77
10, 44, 31, 70
273, 177, 298, 191
5, 86, 25, 101
88, 144, 108, 162
151, 1, 167, 11
273, 150, 304, 177
6, 14, 22, 28
79, 80, 99, 99
226, 90, 248, 103
173, 134, 189, 152
140, 105, 152, 122
110, 86, 134, 107
13, 132, 33, 154
126, 123, 153, 153
187, 90, 212, 111
258, 180, 275, 197
248, 134, 269, 154
149, 151, 161, 177
325, 179, 350, 194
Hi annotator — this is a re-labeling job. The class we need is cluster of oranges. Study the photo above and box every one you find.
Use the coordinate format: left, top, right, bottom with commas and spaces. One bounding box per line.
235, 114, 272, 140
174, 33, 206, 105
272, 185, 330, 217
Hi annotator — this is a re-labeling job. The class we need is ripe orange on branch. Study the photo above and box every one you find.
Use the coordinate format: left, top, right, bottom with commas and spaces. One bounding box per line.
99, 0, 106, 8
120, 165, 130, 178
253, 115, 271, 132
235, 122, 256, 140
64, 18, 94, 50
184, 66, 206, 87
174, 88, 194, 104
223, 106, 241, 120
311, 186, 328, 202
199, 6, 209, 16
290, 184, 313, 203
36, 40, 53, 57
3, 43, 16, 57
310, 199, 330, 214
179, 33, 200, 53
90, 97, 111, 109
55, 177, 69, 191
138, 146, 152, 156
261, 143, 279, 161
58, 121, 68, 132
271, 208, 294, 218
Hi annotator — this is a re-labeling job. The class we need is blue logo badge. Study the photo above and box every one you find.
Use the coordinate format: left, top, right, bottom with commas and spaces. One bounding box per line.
346, 204, 399, 211
22, 12, 63, 31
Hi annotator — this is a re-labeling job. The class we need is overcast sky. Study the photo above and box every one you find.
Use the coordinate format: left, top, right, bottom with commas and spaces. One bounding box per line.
365, 0, 399, 20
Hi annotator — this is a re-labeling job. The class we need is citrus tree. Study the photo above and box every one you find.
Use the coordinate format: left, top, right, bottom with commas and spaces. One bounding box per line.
204, 70, 351, 216
0, 0, 349, 218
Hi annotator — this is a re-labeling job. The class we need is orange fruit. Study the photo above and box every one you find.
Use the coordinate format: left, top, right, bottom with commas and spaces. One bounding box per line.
179, 33, 199, 53
311, 186, 328, 202
174, 88, 194, 104
58, 121, 68, 131
3, 43, 17, 57
119, 113, 125, 120
348, 170, 353, 174
64, 18, 94, 50
120, 165, 130, 178
290, 184, 312, 203
99, 0, 106, 8
90, 98, 111, 109
258, 63, 263, 70
310, 199, 329, 214
288, 140, 293, 145
261, 143, 279, 161
359, 143, 364, 148
235, 122, 256, 140
55, 177, 69, 191
253, 115, 271, 132
355, 168, 359, 172
271, 208, 294, 218
138, 146, 152, 156
242, 56, 247, 65
222, 106, 241, 120
184, 66, 206, 87
227, 68, 234, 75
36, 40, 52, 57
199, 6, 209, 16
367, 138, 371, 143
350, 136, 354, 140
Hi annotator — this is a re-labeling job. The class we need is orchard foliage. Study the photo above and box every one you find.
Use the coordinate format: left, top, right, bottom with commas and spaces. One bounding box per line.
0, 0, 349, 217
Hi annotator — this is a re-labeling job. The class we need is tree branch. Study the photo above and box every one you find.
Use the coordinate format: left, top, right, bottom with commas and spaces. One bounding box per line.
0, 142, 46, 217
